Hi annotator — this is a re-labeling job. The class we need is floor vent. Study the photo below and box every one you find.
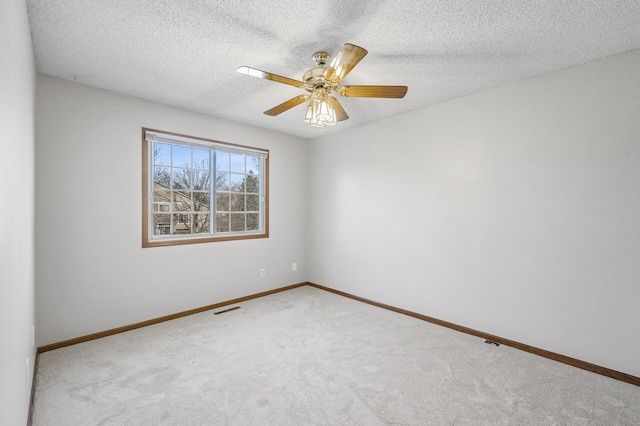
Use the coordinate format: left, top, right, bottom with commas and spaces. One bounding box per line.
213, 306, 241, 315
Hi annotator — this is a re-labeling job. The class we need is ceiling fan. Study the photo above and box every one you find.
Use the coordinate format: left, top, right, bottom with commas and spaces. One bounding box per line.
237, 43, 408, 128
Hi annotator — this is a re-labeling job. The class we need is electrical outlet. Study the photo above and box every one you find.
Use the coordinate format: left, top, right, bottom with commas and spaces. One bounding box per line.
292, 262, 297, 272
260, 268, 266, 278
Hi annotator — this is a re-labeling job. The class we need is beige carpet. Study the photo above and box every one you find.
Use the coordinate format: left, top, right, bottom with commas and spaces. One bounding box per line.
32, 286, 640, 425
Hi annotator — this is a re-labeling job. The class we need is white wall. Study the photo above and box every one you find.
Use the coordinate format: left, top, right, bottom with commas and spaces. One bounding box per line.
0, 0, 36, 424
35, 76, 308, 346
308, 50, 640, 377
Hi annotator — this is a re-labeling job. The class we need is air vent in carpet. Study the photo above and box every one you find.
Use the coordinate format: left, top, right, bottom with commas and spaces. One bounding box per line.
213, 306, 241, 315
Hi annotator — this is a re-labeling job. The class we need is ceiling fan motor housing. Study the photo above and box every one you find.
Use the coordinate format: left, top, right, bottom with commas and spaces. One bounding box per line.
304, 52, 336, 92
303, 67, 333, 91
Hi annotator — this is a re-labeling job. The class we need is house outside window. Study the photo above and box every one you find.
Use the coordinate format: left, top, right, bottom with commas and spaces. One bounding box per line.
156, 223, 171, 235
142, 128, 269, 247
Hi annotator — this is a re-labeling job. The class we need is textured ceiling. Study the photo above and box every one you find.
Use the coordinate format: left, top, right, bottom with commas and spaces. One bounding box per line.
26, 0, 640, 139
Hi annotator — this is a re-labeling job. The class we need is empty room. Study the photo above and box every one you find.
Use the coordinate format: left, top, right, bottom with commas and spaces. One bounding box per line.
2, 0, 640, 424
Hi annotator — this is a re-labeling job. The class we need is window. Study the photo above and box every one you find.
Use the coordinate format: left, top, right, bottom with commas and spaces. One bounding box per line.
156, 223, 171, 235
156, 203, 170, 212
142, 128, 268, 247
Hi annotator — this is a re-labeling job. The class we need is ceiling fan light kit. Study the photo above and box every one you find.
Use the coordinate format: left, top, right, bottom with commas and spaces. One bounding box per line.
305, 94, 337, 127
237, 43, 408, 129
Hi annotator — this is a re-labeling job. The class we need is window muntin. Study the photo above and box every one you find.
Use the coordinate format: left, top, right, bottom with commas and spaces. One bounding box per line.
143, 129, 268, 247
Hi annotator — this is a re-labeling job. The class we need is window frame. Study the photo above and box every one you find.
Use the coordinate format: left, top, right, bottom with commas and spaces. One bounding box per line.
142, 128, 269, 247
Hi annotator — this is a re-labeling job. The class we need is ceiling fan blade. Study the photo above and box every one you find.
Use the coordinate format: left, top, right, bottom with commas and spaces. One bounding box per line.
324, 43, 368, 84
328, 96, 349, 122
339, 85, 408, 98
237, 66, 306, 89
264, 95, 310, 116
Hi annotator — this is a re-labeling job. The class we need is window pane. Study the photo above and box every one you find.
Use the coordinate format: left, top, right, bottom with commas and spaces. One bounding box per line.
230, 213, 245, 232
230, 194, 245, 212
154, 143, 171, 166
230, 153, 245, 173
153, 167, 171, 187
194, 213, 210, 234
173, 191, 192, 211
216, 213, 229, 232
193, 192, 210, 212
246, 194, 259, 212
192, 170, 210, 191
172, 213, 191, 234
172, 145, 191, 168
246, 156, 260, 175
216, 151, 229, 172
193, 149, 209, 170
172, 169, 190, 189
230, 173, 245, 192
153, 214, 171, 235
216, 193, 230, 212
153, 189, 171, 205
247, 213, 259, 231
245, 174, 259, 193
216, 172, 229, 191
